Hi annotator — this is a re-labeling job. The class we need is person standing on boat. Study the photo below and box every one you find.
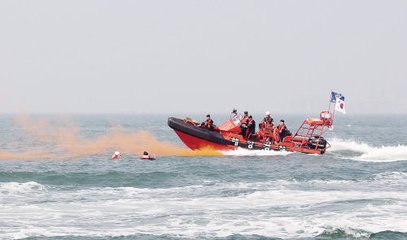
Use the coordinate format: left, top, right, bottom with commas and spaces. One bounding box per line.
240, 111, 249, 136
264, 111, 273, 124
246, 115, 256, 138
259, 116, 275, 141
230, 109, 242, 124
260, 111, 274, 131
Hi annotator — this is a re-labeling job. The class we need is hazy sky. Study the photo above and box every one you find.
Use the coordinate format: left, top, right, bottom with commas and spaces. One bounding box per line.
0, 1, 406, 114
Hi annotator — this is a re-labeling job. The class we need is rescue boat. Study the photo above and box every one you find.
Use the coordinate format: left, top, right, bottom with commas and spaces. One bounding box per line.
168, 111, 333, 155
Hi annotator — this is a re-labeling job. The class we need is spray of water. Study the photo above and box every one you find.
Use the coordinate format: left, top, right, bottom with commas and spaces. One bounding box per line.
328, 138, 407, 162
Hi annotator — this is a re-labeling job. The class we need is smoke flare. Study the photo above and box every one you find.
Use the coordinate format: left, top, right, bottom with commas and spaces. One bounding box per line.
0, 115, 222, 160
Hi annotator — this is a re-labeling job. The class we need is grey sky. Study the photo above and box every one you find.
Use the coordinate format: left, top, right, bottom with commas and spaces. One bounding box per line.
1, 0, 406, 114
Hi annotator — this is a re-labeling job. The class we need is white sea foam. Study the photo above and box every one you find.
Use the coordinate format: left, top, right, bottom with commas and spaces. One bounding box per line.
0, 181, 47, 193
328, 138, 407, 162
221, 147, 293, 157
1, 179, 407, 239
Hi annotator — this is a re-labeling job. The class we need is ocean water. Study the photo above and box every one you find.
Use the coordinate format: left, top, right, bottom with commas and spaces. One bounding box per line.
0, 114, 406, 240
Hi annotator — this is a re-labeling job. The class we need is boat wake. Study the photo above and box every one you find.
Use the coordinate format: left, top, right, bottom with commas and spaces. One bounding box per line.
222, 138, 407, 161
221, 147, 293, 157
328, 138, 407, 162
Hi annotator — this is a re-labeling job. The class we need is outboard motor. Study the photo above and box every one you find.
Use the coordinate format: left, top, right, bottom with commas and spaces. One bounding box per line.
307, 136, 327, 150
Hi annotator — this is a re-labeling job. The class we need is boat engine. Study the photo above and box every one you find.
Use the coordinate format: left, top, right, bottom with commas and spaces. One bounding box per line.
307, 136, 327, 150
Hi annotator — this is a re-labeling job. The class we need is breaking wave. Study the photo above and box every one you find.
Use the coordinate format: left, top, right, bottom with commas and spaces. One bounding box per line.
328, 138, 407, 162
0, 181, 47, 193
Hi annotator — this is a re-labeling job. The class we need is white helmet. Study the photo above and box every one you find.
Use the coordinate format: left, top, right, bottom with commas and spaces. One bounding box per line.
265, 111, 270, 115
114, 151, 120, 155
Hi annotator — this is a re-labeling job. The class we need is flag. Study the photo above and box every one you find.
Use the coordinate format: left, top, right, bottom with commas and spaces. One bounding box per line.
335, 95, 346, 114
330, 91, 342, 103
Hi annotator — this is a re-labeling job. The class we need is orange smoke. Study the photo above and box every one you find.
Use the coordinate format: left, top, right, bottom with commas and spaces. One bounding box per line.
0, 151, 58, 160
0, 115, 222, 160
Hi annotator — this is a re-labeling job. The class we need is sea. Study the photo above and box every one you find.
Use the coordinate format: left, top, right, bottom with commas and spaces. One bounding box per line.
0, 113, 406, 240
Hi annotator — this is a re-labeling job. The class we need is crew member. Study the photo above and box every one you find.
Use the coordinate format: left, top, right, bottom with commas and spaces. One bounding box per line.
259, 117, 274, 141
201, 114, 214, 130
230, 108, 242, 124
246, 115, 256, 138
278, 120, 291, 141
240, 111, 249, 136
264, 111, 273, 124
260, 111, 274, 130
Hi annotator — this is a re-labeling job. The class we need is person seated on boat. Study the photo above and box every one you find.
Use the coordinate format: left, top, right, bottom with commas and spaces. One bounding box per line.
260, 112, 274, 129
200, 114, 215, 130
258, 117, 275, 141
277, 120, 291, 141
246, 115, 256, 138
240, 111, 249, 136
230, 108, 242, 124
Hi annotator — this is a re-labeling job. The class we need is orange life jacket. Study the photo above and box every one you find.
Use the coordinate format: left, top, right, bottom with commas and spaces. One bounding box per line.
241, 115, 249, 125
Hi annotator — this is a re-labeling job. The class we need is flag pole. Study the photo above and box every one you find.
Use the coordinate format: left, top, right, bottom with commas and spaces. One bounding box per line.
328, 90, 332, 112
330, 90, 336, 124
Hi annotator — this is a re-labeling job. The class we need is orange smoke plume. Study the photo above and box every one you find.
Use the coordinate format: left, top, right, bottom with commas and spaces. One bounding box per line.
0, 115, 222, 160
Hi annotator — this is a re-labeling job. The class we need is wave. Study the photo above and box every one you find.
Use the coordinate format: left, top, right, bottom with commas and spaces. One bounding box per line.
3, 171, 406, 196
1, 180, 407, 239
221, 148, 292, 157
317, 229, 407, 240
328, 138, 407, 162
0, 181, 47, 193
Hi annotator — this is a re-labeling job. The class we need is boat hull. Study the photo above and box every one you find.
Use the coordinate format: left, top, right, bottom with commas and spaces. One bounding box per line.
168, 117, 235, 151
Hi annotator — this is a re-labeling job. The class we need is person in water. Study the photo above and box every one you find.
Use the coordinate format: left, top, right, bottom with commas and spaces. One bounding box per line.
201, 114, 214, 130
142, 151, 156, 160
111, 151, 121, 159
240, 111, 249, 136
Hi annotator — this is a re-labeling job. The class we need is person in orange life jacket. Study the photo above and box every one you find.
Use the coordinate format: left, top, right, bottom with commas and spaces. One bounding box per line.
259, 111, 274, 130
259, 117, 274, 141
246, 115, 256, 138
201, 114, 214, 130
240, 111, 249, 136
278, 120, 291, 141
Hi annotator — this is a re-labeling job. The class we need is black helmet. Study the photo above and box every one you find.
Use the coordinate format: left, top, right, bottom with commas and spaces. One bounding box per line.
206, 114, 210, 117
244, 111, 248, 114
280, 119, 285, 123
232, 109, 237, 113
